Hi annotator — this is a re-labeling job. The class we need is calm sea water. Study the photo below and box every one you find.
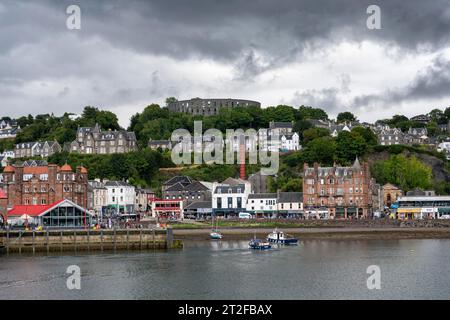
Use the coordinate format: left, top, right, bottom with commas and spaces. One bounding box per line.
1, 239, 450, 299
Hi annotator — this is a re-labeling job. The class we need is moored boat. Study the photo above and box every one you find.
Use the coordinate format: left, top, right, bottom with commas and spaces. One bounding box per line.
248, 238, 271, 250
210, 216, 223, 240
267, 229, 298, 245
210, 230, 223, 240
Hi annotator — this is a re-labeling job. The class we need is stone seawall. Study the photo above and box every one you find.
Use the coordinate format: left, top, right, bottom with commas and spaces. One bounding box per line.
0, 228, 183, 254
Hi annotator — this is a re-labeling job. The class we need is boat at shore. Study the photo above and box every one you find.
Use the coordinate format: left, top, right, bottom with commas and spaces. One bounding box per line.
248, 238, 271, 250
210, 216, 223, 240
210, 231, 223, 240
267, 229, 298, 245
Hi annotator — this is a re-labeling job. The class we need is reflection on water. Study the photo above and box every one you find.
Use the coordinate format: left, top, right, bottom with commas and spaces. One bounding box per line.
1, 239, 450, 300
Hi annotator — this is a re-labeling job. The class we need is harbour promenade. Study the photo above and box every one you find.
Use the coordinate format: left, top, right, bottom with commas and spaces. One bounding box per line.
0, 228, 183, 254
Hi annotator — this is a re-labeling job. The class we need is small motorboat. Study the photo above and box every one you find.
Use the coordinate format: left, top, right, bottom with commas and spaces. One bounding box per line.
248, 238, 271, 250
210, 230, 223, 240
267, 229, 298, 245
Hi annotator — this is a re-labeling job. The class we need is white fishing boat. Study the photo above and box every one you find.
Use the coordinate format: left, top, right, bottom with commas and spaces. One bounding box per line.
267, 229, 298, 245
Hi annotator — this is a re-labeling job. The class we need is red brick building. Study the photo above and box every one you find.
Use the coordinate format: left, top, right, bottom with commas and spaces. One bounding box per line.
303, 158, 373, 219
0, 163, 88, 210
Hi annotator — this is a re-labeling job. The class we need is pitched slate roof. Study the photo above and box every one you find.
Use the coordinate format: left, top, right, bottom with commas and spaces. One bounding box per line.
214, 184, 246, 193
164, 176, 193, 186
165, 182, 186, 192
104, 181, 133, 187
278, 192, 302, 203
184, 201, 212, 210
184, 181, 209, 192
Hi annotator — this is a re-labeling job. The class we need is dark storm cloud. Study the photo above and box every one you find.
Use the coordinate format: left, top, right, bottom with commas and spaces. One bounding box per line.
2, 0, 450, 64
1, 0, 450, 121
352, 55, 450, 108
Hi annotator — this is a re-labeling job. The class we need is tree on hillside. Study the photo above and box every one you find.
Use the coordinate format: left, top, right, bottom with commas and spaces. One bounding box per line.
302, 127, 330, 144
78, 106, 121, 131
371, 154, 432, 191
298, 106, 328, 120
335, 131, 368, 164
336, 111, 356, 123
165, 97, 178, 105
351, 126, 378, 147
303, 136, 336, 166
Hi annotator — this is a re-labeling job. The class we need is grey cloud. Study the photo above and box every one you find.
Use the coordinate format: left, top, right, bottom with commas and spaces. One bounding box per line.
1, 0, 450, 123
352, 55, 450, 108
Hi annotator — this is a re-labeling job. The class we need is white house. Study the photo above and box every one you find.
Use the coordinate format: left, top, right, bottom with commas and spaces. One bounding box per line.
280, 133, 300, 151
277, 191, 303, 218
437, 140, 450, 153
0, 150, 14, 167
104, 181, 136, 215
212, 182, 251, 217
258, 129, 300, 152
246, 193, 277, 217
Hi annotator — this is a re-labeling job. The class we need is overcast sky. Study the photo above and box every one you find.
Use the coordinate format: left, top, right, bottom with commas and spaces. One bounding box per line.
1, 0, 450, 127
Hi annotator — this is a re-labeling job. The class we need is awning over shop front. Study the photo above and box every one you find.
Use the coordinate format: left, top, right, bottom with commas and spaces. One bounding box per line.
397, 208, 421, 213
438, 207, 450, 213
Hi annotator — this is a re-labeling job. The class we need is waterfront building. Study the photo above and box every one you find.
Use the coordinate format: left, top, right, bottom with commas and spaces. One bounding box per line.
151, 199, 184, 220
167, 97, 261, 116
135, 187, 154, 213
382, 183, 403, 208
0, 188, 7, 220
162, 176, 212, 205
0, 162, 88, 210
6, 198, 94, 228
371, 181, 383, 213
246, 193, 277, 217
277, 191, 303, 218
88, 180, 108, 215
303, 158, 373, 219
70, 123, 137, 154
14, 141, 62, 158
104, 181, 136, 216
184, 201, 212, 219
396, 196, 450, 220
212, 182, 251, 217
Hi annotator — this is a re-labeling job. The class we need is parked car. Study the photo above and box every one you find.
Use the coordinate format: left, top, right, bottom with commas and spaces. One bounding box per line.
238, 212, 252, 219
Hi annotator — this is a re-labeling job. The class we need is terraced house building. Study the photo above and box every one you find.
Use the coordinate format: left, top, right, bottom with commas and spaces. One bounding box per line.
14, 141, 62, 158
70, 123, 137, 154
303, 158, 373, 219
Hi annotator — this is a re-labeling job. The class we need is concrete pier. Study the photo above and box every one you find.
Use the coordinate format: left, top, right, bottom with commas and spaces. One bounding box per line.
0, 228, 183, 254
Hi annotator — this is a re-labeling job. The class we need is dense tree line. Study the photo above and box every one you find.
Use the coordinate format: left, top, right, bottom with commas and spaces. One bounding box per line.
48, 149, 174, 188
128, 103, 330, 148
12, 106, 121, 145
